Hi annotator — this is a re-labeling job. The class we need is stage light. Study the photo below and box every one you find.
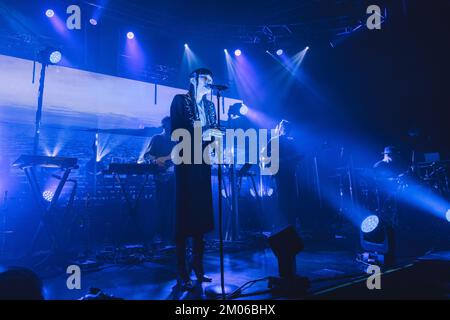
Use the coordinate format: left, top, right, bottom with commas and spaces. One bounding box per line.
127, 32, 135, 40
49, 51, 62, 64
228, 103, 248, 118
224, 49, 228, 53
39, 48, 62, 65
234, 49, 241, 57
89, 18, 98, 26
360, 215, 395, 266
184, 43, 189, 48
305, 46, 310, 50
276, 49, 283, 56
446, 209, 450, 222
239, 104, 249, 115
42, 190, 54, 202
267, 226, 310, 296
46, 9, 55, 18
361, 215, 379, 233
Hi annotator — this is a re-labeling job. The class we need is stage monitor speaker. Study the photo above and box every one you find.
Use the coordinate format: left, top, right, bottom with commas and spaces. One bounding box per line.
267, 226, 309, 297
268, 225, 304, 278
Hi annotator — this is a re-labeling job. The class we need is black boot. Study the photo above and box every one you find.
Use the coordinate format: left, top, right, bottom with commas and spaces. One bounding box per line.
177, 271, 194, 290
191, 236, 212, 283
176, 238, 194, 290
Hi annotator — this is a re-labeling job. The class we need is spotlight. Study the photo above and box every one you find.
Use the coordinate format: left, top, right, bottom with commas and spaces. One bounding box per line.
127, 32, 135, 40
359, 215, 395, 266
184, 43, 189, 48
234, 49, 241, 57
276, 49, 283, 56
361, 215, 379, 233
89, 18, 98, 26
228, 103, 248, 119
46, 9, 55, 18
446, 209, 450, 222
239, 104, 248, 115
224, 49, 228, 53
49, 51, 62, 64
305, 46, 310, 50
39, 48, 62, 65
42, 190, 54, 202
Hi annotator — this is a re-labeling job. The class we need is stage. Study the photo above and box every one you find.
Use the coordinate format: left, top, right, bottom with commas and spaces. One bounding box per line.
1, 0, 450, 304
37, 240, 448, 300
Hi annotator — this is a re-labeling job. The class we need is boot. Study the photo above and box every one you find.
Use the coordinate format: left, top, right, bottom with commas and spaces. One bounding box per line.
176, 239, 194, 290
190, 237, 212, 283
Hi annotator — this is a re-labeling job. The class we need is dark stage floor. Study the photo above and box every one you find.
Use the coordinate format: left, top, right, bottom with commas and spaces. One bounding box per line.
3, 234, 448, 300
40, 245, 392, 300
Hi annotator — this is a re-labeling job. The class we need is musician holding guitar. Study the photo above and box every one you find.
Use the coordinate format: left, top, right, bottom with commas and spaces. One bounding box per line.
143, 116, 175, 170
143, 116, 176, 241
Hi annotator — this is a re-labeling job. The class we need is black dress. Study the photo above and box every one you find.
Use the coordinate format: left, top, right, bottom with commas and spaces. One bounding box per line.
170, 92, 217, 238
276, 135, 300, 226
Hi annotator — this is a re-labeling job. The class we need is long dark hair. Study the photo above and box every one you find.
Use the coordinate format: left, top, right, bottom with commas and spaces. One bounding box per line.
188, 68, 213, 103
188, 82, 209, 105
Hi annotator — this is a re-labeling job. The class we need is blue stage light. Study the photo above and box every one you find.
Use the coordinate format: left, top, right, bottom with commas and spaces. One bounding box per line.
276, 49, 283, 56
43, 190, 54, 202
228, 103, 248, 118
361, 215, 379, 233
446, 209, 450, 222
89, 18, 98, 26
234, 49, 241, 57
127, 32, 135, 40
240, 104, 249, 115
224, 49, 228, 53
49, 51, 62, 64
46, 9, 55, 18
184, 43, 189, 48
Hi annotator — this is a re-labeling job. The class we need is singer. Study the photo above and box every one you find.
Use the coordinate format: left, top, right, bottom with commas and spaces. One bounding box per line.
170, 68, 218, 290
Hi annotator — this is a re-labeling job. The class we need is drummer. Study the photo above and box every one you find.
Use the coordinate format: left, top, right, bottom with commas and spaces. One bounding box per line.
373, 146, 407, 179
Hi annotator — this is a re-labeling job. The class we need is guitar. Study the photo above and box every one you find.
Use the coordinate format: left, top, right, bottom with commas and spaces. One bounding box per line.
143, 153, 173, 171
153, 155, 173, 169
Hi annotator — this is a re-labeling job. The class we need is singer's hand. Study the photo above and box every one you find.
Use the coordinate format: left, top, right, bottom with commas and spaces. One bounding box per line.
202, 128, 224, 141
210, 128, 224, 137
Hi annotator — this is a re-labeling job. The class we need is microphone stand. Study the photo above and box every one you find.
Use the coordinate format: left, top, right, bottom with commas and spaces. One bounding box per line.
34, 62, 48, 155
205, 85, 240, 300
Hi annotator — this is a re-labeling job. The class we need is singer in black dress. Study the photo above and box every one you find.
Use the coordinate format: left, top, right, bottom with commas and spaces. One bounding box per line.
170, 68, 217, 290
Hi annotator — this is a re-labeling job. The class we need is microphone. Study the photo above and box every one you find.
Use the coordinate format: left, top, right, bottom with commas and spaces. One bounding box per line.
205, 84, 229, 91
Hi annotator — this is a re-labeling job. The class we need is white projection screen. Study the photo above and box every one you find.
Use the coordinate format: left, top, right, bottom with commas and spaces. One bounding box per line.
0, 54, 242, 165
